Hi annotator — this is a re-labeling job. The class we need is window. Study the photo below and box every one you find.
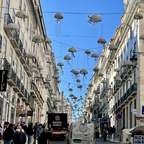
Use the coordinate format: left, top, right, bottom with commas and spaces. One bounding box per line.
5, 0, 10, 24
12, 10, 15, 23
26, 19, 29, 31
9, 48, 13, 65
134, 99, 136, 126
130, 27, 132, 40
19, 0, 22, 10
130, 102, 133, 128
3, 37, 7, 58
20, 65, 22, 79
26, 78, 28, 90
24, 3, 26, 11
126, 81, 128, 91
14, 58, 18, 74
126, 106, 128, 128
134, 71, 136, 83
123, 85, 125, 95
25, 41, 27, 52
29, 25, 31, 39
21, 33, 24, 44
17, 23, 20, 34
123, 108, 125, 128
23, 72, 25, 85
12, 94, 15, 106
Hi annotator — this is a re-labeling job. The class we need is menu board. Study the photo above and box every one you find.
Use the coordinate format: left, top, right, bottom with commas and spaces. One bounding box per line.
134, 135, 144, 144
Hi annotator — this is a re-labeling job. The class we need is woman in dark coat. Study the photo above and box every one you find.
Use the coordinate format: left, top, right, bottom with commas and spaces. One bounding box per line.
40, 127, 50, 144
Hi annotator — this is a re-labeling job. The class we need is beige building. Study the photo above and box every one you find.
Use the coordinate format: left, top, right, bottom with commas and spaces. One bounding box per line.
84, 0, 144, 138
0, 0, 59, 125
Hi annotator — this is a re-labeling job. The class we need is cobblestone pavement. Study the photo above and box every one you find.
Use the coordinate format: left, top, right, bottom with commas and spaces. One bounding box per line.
49, 138, 118, 144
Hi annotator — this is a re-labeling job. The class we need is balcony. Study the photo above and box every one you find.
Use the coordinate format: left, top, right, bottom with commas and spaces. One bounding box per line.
9, 31, 19, 48
13, 76, 21, 92
18, 83, 24, 97
114, 83, 137, 112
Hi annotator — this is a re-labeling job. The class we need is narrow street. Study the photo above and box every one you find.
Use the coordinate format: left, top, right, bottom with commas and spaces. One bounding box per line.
49, 138, 118, 144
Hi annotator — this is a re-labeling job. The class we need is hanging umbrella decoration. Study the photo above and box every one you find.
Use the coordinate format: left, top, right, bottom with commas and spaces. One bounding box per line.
76, 79, 81, 85
85, 50, 91, 63
68, 47, 77, 58
64, 55, 71, 65
87, 14, 102, 34
97, 38, 107, 48
69, 88, 73, 94
91, 53, 99, 62
54, 13, 63, 33
80, 69, 88, 80
73, 70, 79, 78
57, 62, 64, 73
77, 85, 82, 91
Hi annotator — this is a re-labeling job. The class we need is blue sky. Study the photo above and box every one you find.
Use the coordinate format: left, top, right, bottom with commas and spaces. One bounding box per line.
40, 0, 124, 116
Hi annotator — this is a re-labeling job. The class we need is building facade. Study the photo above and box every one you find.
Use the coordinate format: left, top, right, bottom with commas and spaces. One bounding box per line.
0, 0, 59, 126
84, 0, 144, 137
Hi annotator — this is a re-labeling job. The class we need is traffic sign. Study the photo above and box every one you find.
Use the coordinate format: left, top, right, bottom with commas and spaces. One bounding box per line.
117, 114, 122, 119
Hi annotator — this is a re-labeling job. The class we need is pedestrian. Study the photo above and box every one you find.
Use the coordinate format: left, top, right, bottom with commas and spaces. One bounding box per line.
37, 124, 43, 144
26, 123, 33, 144
40, 127, 50, 144
3, 123, 14, 144
48, 124, 53, 140
112, 125, 116, 138
103, 127, 108, 141
13, 126, 26, 144
21, 122, 27, 134
0, 124, 2, 143
33, 123, 39, 144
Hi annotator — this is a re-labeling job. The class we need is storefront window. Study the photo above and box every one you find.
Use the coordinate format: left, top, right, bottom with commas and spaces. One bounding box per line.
5, 88, 10, 121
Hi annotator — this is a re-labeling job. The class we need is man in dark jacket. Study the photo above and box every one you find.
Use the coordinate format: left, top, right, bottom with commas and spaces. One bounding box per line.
3, 123, 14, 144
27, 123, 33, 144
13, 126, 26, 144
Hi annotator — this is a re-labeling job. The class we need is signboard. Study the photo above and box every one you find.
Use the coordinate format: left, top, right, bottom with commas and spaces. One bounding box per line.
134, 135, 144, 144
27, 111, 33, 116
117, 114, 122, 119
0, 70, 8, 91
48, 113, 67, 129
142, 106, 144, 115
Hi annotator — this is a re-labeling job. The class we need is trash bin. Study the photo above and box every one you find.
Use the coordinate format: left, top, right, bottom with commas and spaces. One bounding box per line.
95, 131, 99, 138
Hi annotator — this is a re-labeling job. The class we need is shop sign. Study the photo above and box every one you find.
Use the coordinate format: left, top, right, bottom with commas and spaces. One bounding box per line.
0, 70, 8, 91
19, 110, 26, 117
40, 114, 44, 117
27, 111, 33, 116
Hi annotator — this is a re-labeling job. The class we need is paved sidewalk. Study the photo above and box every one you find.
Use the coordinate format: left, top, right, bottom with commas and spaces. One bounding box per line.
107, 136, 120, 143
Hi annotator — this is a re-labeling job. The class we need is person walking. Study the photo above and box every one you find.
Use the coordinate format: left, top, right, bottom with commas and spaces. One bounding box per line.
3, 123, 14, 144
26, 123, 33, 144
48, 124, 53, 140
33, 123, 39, 144
13, 126, 26, 144
37, 124, 43, 144
40, 127, 50, 144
